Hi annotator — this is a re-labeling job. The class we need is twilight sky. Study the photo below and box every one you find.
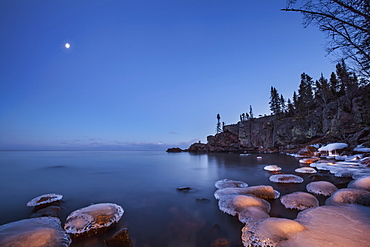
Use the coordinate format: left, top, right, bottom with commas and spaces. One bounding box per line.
0, 0, 336, 150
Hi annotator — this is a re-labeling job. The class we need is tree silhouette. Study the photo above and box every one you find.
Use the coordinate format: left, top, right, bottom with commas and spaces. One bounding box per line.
216, 114, 222, 134
282, 0, 370, 77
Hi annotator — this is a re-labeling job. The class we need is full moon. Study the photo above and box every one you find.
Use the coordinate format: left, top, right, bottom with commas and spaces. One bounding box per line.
65, 43, 70, 49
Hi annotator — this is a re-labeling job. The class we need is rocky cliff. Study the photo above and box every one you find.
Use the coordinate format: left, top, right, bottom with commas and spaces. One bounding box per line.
188, 85, 370, 153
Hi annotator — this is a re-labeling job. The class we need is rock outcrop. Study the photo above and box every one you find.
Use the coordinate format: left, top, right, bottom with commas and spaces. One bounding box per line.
188, 86, 370, 153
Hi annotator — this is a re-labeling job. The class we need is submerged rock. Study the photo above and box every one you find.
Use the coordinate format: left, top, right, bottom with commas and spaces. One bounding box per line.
280, 192, 319, 210
176, 186, 192, 191
0, 217, 71, 247
104, 228, 133, 247
306, 181, 338, 196
215, 179, 248, 189
64, 203, 124, 239
30, 206, 61, 218
26, 193, 63, 207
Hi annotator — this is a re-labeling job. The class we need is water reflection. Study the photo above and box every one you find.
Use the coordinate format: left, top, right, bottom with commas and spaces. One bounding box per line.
0, 151, 349, 247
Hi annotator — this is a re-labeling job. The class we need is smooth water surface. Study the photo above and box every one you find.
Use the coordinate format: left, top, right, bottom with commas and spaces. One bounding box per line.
0, 151, 343, 246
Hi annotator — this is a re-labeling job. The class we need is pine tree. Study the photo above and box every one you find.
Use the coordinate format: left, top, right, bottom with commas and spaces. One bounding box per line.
315, 73, 331, 105
216, 114, 222, 134
280, 94, 286, 114
269, 87, 281, 115
249, 105, 254, 119
336, 60, 358, 96
297, 73, 314, 114
329, 72, 340, 98
287, 98, 294, 116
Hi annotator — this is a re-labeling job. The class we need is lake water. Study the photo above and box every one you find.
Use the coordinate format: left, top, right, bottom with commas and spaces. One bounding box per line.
0, 151, 348, 246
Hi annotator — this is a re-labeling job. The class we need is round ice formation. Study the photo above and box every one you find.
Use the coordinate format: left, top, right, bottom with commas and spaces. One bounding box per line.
0, 217, 71, 247
214, 179, 248, 189
299, 157, 319, 164
263, 165, 282, 172
214, 185, 280, 200
306, 181, 338, 196
269, 174, 304, 183
26, 193, 63, 207
280, 192, 319, 210
64, 203, 124, 237
218, 194, 270, 216
325, 188, 370, 206
241, 218, 305, 247
287, 205, 370, 247
237, 206, 270, 225
294, 167, 317, 174
348, 176, 370, 191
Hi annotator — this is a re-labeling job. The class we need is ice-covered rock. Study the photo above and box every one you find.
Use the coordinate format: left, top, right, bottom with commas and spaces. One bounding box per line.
214, 179, 248, 189
299, 157, 319, 164
26, 193, 63, 207
310, 161, 370, 179
237, 206, 270, 225
294, 167, 317, 174
306, 181, 338, 196
361, 157, 370, 166
0, 217, 71, 247
241, 218, 305, 247
325, 188, 370, 206
354, 144, 370, 153
263, 165, 282, 172
64, 203, 124, 238
285, 205, 370, 247
214, 185, 280, 200
280, 192, 319, 210
269, 174, 303, 184
348, 176, 370, 191
218, 194, 270, 216
242, 205, 370, 247
318, 143, 348, 153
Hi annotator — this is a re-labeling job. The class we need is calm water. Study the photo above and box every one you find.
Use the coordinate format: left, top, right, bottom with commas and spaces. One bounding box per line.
0, 151, 346, 246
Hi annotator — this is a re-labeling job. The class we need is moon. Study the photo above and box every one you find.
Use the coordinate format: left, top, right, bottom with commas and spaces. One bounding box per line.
65, 43, 70, 49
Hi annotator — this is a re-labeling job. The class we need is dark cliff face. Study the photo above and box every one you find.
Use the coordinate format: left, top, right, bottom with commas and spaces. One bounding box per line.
189, 86, 370, 153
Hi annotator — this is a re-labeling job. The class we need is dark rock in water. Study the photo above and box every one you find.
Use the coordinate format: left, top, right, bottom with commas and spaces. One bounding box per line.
104, 228, 133, 247
211, 238, 230, 247
166, 147, 184, 152
30, 205, 61, 218
296, 146, 318, 158
0, 217, 71, 247
196, 198, 210, 203
176, 186, 191, 191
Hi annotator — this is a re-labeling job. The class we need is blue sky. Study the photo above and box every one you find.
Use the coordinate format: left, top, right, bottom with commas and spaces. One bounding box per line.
0, 0, 336, 150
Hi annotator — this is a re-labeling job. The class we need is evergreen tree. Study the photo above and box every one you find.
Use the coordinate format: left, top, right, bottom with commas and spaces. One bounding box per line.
329, 72, 340, 98
336, 60, 358, 96
315, 73, 331, 105
280, 94, 286, 114
216, 114, 222, 134
287, 98, 295, 116
297, 73, 314, 114
292, 91, 298, 110
269, 86, 281, 115
249, 105, 254, 119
